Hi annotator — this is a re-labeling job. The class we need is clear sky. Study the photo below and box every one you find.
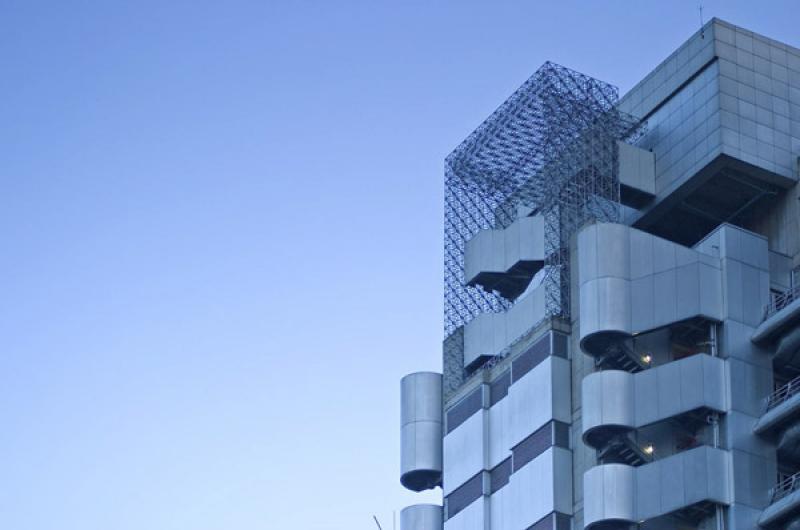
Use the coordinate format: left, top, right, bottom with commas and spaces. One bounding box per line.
1, 1, 797, 529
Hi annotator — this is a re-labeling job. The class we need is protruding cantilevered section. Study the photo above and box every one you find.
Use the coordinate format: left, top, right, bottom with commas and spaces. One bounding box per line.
464, 215, 545, 301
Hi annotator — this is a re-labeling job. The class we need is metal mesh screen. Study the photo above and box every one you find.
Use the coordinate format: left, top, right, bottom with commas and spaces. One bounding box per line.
444, 62, 643, 340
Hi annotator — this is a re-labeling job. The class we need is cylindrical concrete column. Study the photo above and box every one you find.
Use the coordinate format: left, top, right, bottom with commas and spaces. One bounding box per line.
400, 504, 443, 530
401, 372, 443, 491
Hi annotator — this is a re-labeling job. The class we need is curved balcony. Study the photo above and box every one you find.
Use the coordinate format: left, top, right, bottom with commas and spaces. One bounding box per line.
400, 504, 442, 530
583, 446, 731, 529
583, 464, 636, 529
401, 372, 443, 491
582, 354, 727, 449
577, 223, 723, 358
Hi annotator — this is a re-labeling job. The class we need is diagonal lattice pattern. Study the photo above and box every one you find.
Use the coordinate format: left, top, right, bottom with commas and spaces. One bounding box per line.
444, 62, 643, 341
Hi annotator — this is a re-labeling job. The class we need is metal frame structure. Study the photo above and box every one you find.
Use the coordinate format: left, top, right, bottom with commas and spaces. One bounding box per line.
444, 62, 643, 341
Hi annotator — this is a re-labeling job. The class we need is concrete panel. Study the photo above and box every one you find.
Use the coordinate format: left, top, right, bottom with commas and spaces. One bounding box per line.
618, 140, 656, 198
583, 464, 636, 528
443, 411, 485, 495
596, 223, 630, 279
507, 447, 564, 530
659, 452, 686, 514
675, 263, 701, 317
653, 269, 678, 327
630, 275, 655, 332
582, 370, 634, 446
508, 357, 564, 448
630, 226, 655, 278
489, 486, 507, 530
488, 395, 511, 469
443, 496, 485, 530
634, 367, 660, 426
727, 357, 772, 417
656, 359, 682, 419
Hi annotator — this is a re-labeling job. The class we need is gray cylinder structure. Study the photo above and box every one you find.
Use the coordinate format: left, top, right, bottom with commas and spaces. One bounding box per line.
400, 372, 443, 491
400, 504, 443, 530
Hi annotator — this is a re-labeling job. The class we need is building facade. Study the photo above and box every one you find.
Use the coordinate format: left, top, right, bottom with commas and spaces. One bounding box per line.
400, 19, 800, 530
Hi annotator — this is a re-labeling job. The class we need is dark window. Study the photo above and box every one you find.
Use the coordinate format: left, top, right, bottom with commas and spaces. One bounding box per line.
554, 512, 571, 530
552, 332, 568, 358
553, 421, 570, 449
490, 371, 511, 406
512, 333, 550, 383
489, 458, 512, 493
446, 386, 484, 434
512, 422, 552, 472
445, 472, 483, 520
527, 512, 571, 530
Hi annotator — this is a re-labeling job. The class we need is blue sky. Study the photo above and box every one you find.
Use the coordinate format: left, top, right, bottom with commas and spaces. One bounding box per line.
1, 2, 797, 529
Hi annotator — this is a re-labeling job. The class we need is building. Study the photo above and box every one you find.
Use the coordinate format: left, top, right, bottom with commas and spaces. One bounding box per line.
399, 18, 800, 530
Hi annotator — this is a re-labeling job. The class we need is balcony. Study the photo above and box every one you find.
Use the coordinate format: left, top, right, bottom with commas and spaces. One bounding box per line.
752, 284, 800, 345
463, 281, 546, 368
617, 140, 656, 208
752, 283, 800, 374
759, 471, 800, 528
582, 354, 727, 450
583, 446, 731, 529
464, 215, 545, 301
577, 223, 723, 358
754, 375, 800, 438
765, 285, 800, 321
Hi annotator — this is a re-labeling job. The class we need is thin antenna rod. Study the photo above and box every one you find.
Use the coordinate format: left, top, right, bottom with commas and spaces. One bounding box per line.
373, 515, 384, 530
699, 3, 705, 38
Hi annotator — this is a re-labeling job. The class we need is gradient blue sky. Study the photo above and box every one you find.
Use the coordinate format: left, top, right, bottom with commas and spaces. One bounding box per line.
1, 2, 797, 529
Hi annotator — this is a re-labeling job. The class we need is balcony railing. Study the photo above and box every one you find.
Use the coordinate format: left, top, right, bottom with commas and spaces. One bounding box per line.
766, 375, 800, 412
770, 471, 800, 503
764, 285, 800, 321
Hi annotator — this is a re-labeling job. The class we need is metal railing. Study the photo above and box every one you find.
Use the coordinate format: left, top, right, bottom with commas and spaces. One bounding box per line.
764, 284, 800, 321
765, 375, 800, 412
770, 470, 800, 503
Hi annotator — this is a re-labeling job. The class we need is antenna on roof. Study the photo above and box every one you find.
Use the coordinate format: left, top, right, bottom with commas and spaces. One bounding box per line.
699, 3, 705, 39
373, 515, 384, 530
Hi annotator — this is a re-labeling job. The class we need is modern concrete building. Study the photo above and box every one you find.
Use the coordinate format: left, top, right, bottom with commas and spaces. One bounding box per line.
399, 19, 800, 530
